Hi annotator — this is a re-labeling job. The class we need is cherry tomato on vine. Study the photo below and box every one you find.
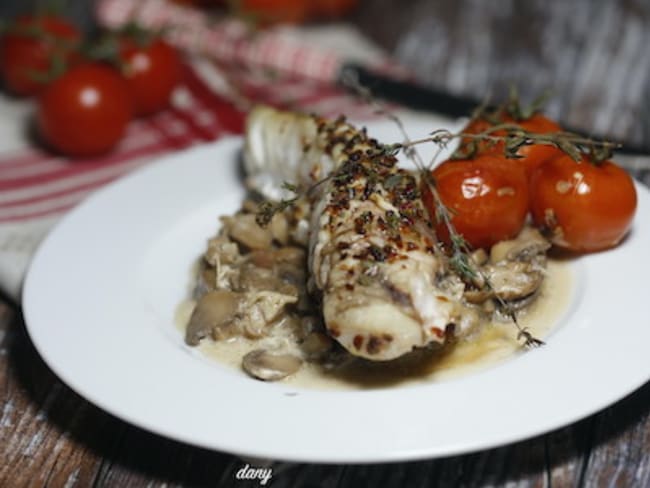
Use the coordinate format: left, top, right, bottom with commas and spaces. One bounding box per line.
36, 63, 133, 157
422, 155, 530, 250
119, 38, 182, 116
462, 113, 564, 180
0, 15, 81, 96
529, 154, 637, 252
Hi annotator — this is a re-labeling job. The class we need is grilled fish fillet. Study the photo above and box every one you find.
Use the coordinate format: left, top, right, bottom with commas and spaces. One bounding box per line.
244, 106, 476, 360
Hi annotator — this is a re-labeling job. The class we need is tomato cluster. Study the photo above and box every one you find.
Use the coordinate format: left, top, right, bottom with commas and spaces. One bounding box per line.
422, 107, 637, 253
0, 14, 182, 157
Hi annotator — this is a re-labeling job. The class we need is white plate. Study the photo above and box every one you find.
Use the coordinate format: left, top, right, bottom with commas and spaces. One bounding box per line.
23, 119, 650, 463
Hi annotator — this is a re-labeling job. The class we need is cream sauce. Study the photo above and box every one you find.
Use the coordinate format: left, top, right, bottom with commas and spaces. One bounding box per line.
177, 259, 574, 390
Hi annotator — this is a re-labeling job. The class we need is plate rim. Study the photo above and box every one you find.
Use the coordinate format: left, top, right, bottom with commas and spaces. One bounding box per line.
22, 131, 650, 463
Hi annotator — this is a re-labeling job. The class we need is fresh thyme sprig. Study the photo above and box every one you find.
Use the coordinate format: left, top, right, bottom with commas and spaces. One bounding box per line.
420, 171, 544, 348
255, 182, 300, 227
430, 197, 546, 348
472, 259, 545, 349
255, 165, 360, 227
423, 178, 544, 349
395, 125, 621, 165
341, 77, 547, 348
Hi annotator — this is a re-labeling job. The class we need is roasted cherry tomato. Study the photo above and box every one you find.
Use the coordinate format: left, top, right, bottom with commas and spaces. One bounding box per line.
119, 38, 182, 116
462, 113, 564, 180
529, 154, 637, 252
37, 63, 133, 157
0, 15, 81, 96
422, 155, 530, 250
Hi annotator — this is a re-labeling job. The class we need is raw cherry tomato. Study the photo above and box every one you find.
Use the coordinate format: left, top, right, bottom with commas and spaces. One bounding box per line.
238, 0, 311, 23
0, 15, 81, 96
422, 155, 530, 250
171, 0, 226, 6
119, 38, 182, 116
313, 0, 359, 18
462, 113, 564, 180
37, 63, 133, 157
529, 154, 637, 252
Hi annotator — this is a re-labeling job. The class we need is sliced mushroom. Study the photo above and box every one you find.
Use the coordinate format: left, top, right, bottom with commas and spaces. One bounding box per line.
237, 263, 298, 296
463, 287, 492, 304
204, 235, 240, 266
242, 291, 298, 338
185, 290, 243, 346
470, 248, 489, 266
464, 256, 546, 306
242, 349, 303, 381
236, 264, 277, 291
241, 199, 259, 213
193, 262, 217, 298
436, 272, 466, 297
290, 218, 311, 247
484, 262, 544, 301
275, 315, 308, 341
490, 227, 551, 263
276, 262, 307, 288
503, 292, 540, 311
222, 214, 273, 250
269, 212, 290, 245
249, 246, 305, 269
288, 200, 311, 247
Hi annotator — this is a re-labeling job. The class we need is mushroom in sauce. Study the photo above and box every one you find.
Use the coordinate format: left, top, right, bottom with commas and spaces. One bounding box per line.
242, 349, 303, 381
185, 290, 243, 346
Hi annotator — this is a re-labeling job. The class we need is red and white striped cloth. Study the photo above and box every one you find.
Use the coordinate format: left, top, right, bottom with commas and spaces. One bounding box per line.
0, 0, 413, 301
96, 0, 406, 84
0, 65, 242, 224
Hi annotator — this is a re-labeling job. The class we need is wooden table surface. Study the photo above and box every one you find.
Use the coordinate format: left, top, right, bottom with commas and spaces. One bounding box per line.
2, 0, 650, 486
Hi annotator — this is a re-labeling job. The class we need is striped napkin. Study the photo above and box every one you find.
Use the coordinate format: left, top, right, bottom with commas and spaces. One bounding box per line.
96, 0, 401, 83
0, 0, 421, 302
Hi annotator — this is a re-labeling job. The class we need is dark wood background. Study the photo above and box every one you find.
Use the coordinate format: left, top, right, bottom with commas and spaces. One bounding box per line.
355, 0, 650, 148
1, 0, 650, 486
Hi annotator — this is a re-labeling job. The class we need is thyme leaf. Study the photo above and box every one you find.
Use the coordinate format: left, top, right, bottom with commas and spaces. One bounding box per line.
281, 181, 299, 193
255, 197, 298, 227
